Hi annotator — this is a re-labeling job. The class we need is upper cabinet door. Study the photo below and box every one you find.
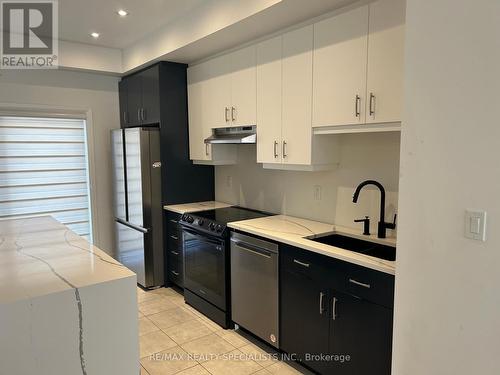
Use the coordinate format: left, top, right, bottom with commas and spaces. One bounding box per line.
126, 74, 143, 127
282, 25, 313, 165
205, 55, 232, 130
139, 65, 161, 125
366, 0, 406, 124
229, 45, 257, 127
312, 6, 369, 127
118, 79, 129, 128
187, 63, 211, 161
256, 36, 282, 164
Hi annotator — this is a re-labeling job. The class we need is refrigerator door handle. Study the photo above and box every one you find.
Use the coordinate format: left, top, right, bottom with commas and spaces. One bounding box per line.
116, 218, 149, 234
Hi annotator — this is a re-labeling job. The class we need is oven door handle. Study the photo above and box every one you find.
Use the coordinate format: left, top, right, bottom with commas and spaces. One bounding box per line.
182, 227, 224, 247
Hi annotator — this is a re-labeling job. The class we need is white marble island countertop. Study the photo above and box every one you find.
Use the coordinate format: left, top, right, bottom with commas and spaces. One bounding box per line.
163, 200, 232, 214
0, 216, 135, 304
228, 215, 396, 275
0, 216, 139, 375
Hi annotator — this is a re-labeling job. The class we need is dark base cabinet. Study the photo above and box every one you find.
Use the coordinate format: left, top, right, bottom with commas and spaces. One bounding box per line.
280, 244, 394, 375
280, 247, 332, 374
166, 211, 184, 288
329, 291, 393, 375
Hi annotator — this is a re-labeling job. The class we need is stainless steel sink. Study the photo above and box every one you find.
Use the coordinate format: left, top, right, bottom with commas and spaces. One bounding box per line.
308, 233, 396, 261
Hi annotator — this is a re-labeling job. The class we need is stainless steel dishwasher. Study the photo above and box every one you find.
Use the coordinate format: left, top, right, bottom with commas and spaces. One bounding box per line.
230, 231, 279, 348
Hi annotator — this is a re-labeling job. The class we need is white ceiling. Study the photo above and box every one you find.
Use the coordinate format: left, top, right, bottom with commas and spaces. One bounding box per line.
49, 0, 366, 73
162, 0, 364, 64
58, 0, 207, 49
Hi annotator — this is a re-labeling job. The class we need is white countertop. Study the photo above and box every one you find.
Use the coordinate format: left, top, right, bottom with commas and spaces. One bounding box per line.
228, 215, 396, 275
0, 216, 135, 304
163, 201, 233, 214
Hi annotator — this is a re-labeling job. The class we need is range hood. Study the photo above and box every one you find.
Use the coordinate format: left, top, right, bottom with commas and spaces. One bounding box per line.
204, 126, 256, 144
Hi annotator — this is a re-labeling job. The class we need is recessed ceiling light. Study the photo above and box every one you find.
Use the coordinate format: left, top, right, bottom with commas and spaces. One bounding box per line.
117, 9, 128, 17
90, 32, 100, 38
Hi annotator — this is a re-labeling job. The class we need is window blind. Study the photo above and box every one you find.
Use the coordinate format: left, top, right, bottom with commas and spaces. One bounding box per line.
0, 116, 92, 241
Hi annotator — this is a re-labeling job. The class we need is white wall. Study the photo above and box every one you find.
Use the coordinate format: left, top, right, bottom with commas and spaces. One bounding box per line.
393, 1, 500, 374
0, 69, 120, 255
216, 132, 400, 234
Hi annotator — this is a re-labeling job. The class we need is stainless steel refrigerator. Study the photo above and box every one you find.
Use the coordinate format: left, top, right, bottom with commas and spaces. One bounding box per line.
111, 127, 164, 288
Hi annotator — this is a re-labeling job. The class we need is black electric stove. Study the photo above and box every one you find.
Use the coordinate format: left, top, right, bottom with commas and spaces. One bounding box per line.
179, 206, 273, 328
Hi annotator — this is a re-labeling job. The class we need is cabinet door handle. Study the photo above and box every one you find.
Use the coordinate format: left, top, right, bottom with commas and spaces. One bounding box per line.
319, 292, 326, 315
332, 297, 338, 320
369, 93, 375, 116
355, 95, 361, 117
282, 141, 287, 158
123, 111, 127, 124
170, 235, 178, 240
170, 251, 179, 256
293, 259, 309, 268
205, 143, 210, 156
349, 278, 371, 289
231, 106, 236, 121
142, 108, 146, 121
169, 219, 178, 224
225, 107, 230, 122
273, 141, 279, 158
171, 270, 180, 276
137, 108, 141, 122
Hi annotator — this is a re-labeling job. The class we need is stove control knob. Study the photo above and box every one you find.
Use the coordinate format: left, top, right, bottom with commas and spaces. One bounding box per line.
209, 222, 216, 231
216, 224, 223, 233
186, 215, 194, 224
197, 219, 204, 226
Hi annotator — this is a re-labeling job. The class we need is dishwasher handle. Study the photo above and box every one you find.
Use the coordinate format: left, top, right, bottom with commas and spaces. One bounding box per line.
231, 239, 273, 258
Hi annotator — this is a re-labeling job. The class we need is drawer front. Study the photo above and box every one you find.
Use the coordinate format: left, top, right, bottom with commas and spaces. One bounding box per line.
167, 246, 183, 263
342, 262, 394, 308
280, 243, 394, 308
166, 212, 182, 233
167, 231, 182, 251
168, 257, 184, 287
168, 220, 181, 235
280, 244, 330, 283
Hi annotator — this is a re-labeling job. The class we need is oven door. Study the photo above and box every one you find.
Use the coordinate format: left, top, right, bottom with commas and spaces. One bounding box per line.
182, 227, 226, 310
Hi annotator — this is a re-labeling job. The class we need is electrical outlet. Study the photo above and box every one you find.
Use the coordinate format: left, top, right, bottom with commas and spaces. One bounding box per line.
313, 185, 322, 201
226, 176, 233, 188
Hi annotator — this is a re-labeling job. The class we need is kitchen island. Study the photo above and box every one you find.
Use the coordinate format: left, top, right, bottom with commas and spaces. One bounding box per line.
0, 216, 139, 375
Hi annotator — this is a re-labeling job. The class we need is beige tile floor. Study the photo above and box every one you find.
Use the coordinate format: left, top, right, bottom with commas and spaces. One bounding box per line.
137, 286, 312, 375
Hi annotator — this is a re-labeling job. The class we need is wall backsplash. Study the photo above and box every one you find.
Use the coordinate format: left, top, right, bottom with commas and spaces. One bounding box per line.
215, 132, 400, 237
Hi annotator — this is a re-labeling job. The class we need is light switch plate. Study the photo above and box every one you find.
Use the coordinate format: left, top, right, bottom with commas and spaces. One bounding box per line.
465, 210, 487, 241
313, 185, 322, 201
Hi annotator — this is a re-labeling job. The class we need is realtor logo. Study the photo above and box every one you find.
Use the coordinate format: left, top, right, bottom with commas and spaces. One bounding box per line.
1, 0, 58, 69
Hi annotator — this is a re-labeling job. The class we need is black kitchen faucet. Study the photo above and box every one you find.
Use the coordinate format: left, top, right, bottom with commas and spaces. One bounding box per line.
353, 180, 396, 239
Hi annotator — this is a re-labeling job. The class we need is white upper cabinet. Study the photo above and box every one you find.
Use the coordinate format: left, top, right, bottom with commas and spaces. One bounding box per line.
188, 0, 405, 163
256, 27, 339, 170
366, 0, 406, 124
187, 63, 211, 161
282, 25, 314, 165
204, 55, 231, 129
201, 45, 257, 129
313, 6, 369, 127
187, 61, 237, 164
230, 46, 257, 127
256, 36, 282, 164
312, 0, 405, 131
